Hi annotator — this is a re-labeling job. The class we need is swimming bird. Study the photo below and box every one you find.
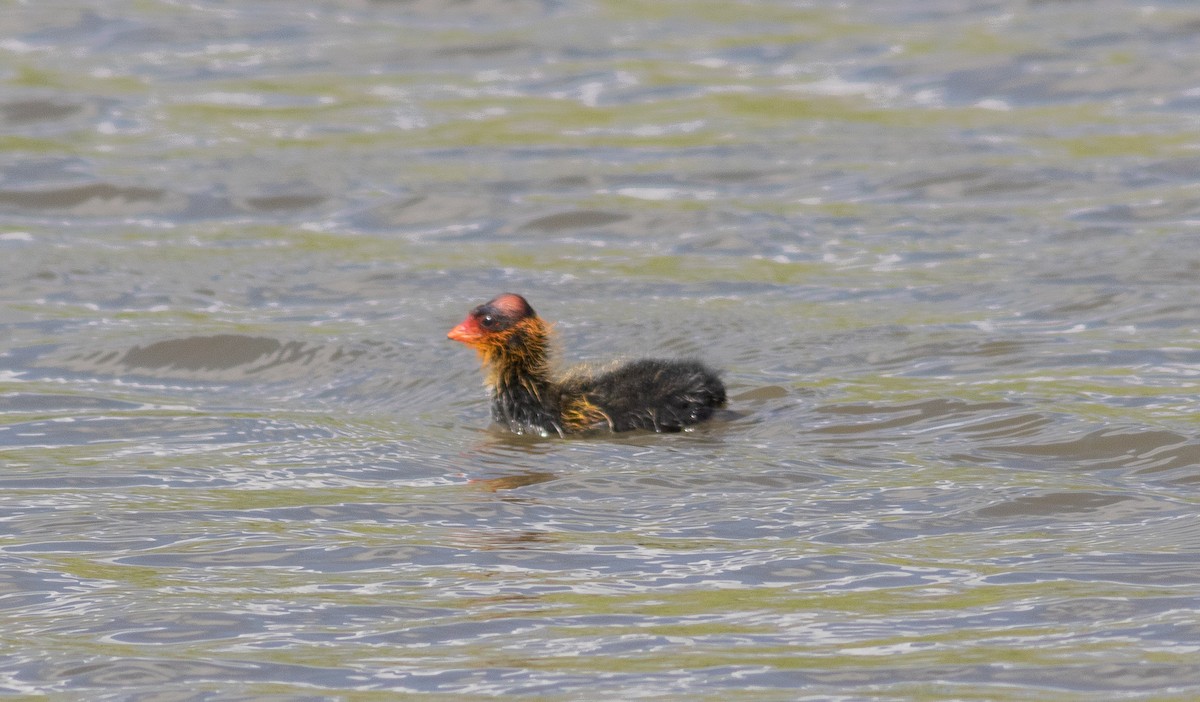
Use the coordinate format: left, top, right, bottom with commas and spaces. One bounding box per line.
447, 293, 726, 436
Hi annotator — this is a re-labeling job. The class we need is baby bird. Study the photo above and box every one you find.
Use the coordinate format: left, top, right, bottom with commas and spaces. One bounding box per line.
448, 293, 726, 436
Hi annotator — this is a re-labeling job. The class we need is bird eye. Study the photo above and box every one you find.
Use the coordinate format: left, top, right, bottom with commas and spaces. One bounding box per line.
481, 314, 496, 328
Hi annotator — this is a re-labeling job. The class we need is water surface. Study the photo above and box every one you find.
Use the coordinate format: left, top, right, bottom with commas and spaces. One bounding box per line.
1, 1, 1199, 699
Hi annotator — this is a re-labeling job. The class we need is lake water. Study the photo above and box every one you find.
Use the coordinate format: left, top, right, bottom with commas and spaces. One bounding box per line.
2, 1, 1199, 699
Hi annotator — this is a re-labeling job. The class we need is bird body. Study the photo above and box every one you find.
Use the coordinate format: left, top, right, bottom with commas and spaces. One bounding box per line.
448, 293, 726, 436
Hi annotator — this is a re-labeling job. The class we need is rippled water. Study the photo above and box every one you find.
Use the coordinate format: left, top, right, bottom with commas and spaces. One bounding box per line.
2, 1, 1200, 699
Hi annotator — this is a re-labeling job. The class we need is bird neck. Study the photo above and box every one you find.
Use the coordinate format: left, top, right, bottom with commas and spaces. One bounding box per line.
480, 318, 564, 435
481, 318, 554, 394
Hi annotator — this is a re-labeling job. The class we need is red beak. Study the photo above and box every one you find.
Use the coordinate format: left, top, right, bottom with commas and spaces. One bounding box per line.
447, 316, 482, 344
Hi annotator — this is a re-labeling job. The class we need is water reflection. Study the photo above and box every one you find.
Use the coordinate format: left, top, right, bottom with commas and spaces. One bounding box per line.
471, 471, 558, 493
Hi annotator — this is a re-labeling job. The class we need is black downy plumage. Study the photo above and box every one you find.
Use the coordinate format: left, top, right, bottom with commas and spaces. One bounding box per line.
448, 293, 726, 436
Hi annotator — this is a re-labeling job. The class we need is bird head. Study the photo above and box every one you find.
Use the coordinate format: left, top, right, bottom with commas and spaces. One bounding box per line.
447, 293, 538, 348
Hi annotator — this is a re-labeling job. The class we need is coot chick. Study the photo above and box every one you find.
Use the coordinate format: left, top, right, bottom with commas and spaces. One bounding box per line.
448, 293, 726, 436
